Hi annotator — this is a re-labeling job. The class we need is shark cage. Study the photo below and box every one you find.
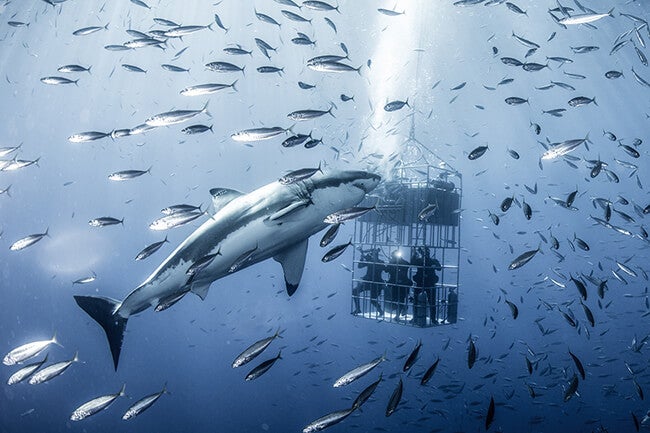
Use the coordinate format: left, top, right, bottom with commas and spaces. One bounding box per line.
350, 132, 462, 328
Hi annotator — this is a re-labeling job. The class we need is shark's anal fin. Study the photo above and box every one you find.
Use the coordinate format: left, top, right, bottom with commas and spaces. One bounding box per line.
273, 239, 308, 296
74, 295, 127, 371
209, 188, 243, 214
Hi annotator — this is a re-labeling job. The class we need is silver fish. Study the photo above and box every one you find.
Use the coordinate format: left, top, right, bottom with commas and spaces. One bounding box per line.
287, 108, 334, 121
245, 351, 282, 381
7, 355, 48, 385
324, 206, 375, 224
145, 102, 209, 127
333, 354, 385, 387
40, 76, 78, 85
68, 131, 111, 143
149, 211, 206, 231
122, 383, 168, 420
88, 217, 123, 227
303, 408, 355, 433
3, 333, 59, 365
278, 164, 322, 185
180, 81, 237, 96
70, 384, 126, 421
385, 378, 403, 417
29, 351, 79, 384
9, 229, 49, 251
135, 237, 168, 261
559, 9, 613, 25
108, 167, 151, 181
232, 329, 282, 368
508, 247, 540, 270
231, 126, 289, 142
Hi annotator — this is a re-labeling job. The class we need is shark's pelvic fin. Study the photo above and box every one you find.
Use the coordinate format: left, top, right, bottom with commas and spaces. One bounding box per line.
273, 239, 308, 296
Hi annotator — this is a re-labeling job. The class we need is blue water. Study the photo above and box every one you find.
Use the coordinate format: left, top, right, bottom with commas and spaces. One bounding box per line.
1, 1, 650, 432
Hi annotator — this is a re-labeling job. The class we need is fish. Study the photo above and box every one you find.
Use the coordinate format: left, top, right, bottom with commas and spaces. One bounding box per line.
568, 96, 597, 107
29, 351, 79, 384
351, 374, 382, 410
70, 384, 126, 421
500, 196, 513, 212
303, 408, 355, 433
321, 241, 352, 263
149, 211, 206, 231
231, 126, 289, 142
245, 351, 282, 381
3, 334, 59, 365
563, 374, 579, 402
88, 217, 123, 227
319, 223, 340, 248
40, 76, 78, 85
7, 355, 48, 385
418, 203, 438, 221
403, 341, 422, 372
508, 247, 539, 270
505, 97, 528, 105
279, 164, 323, 185
541, 135, 589, 160
306, 60, 361, 73
324, 206, 375, 224
9, 229, 49, 251
420, 359, 440, 385
145, 102, 209, 127
287, 108, 334, 121
385, 378, 403, 417
135, 237, 169, 261
75, 171, 380, 369
384, 99, 410, 112
333, 354, 385, 387
180, 81, 237, 96
122, 383, 168, 420
468, 338, 477, 369
232, 329, 282, 368
569, 350, 585, 380
163, 24, 214, 38
559, 9, 614, 25
505, 300, 519, 319
486, 396, 495, 430
468, 145, 489, 160
73, 24, 109, 36
121, 64, 146, 73
108, 167, 151, 181
68, 131, 110, 142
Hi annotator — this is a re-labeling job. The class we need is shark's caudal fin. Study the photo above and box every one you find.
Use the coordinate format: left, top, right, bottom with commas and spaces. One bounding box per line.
74, 295, 127, 371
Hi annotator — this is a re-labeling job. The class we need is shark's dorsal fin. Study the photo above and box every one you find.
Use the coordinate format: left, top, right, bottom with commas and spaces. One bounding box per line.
273, 239, 308, 296
209, 188, 243, 213
190, 281, 211, 300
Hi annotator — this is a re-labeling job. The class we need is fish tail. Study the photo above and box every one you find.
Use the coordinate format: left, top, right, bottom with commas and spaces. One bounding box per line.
230, 79, 238, 92
607, 8, 615, 17
118, 383, 126, 397
73, 295, 127, 371
5, 184, 11, 198
87, 66, 92, 75
52, 331, 63, 348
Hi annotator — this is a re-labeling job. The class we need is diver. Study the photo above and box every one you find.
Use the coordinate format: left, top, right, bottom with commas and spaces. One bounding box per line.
352, 248, 386, 316
385, 249, 411, 318
411, 247, 442, 325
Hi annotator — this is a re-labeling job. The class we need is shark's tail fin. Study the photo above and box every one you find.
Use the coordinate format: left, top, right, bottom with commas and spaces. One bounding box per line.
74, 295, 127, 371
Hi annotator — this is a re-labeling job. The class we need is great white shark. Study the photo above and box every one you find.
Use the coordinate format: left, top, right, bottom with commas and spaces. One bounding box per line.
74, 169, 381, 370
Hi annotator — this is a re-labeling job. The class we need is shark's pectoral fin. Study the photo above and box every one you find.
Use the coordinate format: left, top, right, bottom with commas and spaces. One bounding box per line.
209, 188, 243, 214
273, 239, 308, 296
190, 281, 212, 300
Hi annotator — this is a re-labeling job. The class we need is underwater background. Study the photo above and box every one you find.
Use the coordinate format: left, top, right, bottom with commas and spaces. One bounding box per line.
1, 0, 650, 432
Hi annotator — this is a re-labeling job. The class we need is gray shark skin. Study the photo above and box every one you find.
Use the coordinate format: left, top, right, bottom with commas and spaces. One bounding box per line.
74, 170, 380, 370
